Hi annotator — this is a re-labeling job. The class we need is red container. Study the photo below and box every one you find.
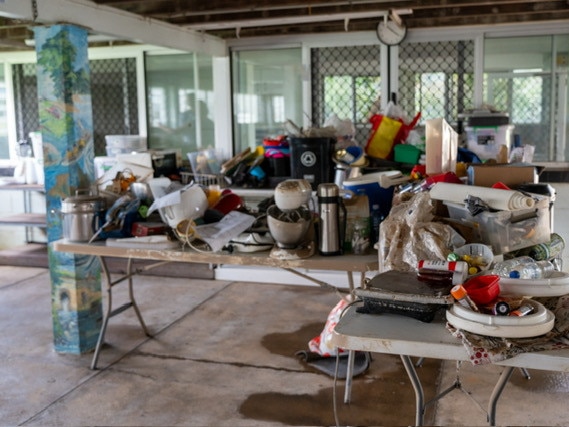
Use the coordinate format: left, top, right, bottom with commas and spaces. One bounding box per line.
463, 274, 500, 305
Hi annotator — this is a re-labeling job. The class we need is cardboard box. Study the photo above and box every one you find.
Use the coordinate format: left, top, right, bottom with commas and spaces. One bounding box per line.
467, 164, 542, 188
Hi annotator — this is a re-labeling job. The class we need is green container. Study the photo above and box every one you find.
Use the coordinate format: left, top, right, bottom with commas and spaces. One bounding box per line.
394, 144, 422, 164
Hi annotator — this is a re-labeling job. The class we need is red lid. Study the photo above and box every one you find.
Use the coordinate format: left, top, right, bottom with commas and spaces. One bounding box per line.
463, 275, 500, 305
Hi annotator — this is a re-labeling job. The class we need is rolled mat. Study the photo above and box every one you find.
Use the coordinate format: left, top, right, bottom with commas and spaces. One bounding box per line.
429, 182, 535, 211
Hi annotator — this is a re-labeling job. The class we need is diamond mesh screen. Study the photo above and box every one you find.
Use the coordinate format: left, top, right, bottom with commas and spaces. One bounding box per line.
311, 45, 381, 142
398, 40, 475, 126
310, 42, 475, 145
13, 58, 139, 156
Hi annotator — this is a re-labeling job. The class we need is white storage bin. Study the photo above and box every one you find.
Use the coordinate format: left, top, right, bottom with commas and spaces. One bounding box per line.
444, 194, 550, 254
104, 135, 147, 153
465, 125, 514, 160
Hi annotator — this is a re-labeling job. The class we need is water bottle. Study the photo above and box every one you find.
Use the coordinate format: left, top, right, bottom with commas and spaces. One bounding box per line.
370, 203, 384, 245
491, 256, 535, 278
509, 260, 555, 279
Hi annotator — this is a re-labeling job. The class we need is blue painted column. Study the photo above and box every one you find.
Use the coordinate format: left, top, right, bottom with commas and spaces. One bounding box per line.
34, 25, 102, 354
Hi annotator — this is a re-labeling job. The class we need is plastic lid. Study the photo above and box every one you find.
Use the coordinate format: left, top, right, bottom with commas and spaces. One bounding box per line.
509, 270, 521, 279
451, 284, 467, 300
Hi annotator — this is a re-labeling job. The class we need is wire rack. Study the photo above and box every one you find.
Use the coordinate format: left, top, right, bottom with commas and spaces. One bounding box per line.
180, 172, 227, 188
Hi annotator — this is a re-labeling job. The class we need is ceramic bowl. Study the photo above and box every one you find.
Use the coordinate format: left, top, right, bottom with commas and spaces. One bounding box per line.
267, 205, 311, 249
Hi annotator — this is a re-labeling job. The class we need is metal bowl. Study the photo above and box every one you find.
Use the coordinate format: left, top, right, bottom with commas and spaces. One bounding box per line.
129, 182, 154, 203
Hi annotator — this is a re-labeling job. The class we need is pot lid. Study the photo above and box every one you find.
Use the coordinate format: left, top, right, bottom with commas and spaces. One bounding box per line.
61, 190, 104, 213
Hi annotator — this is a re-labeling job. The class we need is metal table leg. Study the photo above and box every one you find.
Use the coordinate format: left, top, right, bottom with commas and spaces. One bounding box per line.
90, 257, 152, 370
401, 354, 425, 426
343, 349, 356, 403
487, 366, 514, 426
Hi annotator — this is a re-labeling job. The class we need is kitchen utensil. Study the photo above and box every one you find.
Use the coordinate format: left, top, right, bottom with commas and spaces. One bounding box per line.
317, 183, 346, 256
267, 205, 311, 249
61, 190, 106, 242
274, 179, 312, 211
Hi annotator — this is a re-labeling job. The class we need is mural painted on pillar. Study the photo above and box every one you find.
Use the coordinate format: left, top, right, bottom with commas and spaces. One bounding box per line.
35, 26, 96, 243
49, 250, 102, 353
34, 25, 102, 354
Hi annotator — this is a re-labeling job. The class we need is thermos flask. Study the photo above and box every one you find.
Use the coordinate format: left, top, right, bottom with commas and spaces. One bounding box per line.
317, 183, 346, 256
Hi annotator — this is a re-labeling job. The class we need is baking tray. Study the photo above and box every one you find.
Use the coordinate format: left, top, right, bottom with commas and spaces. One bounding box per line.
355, 270, 454, 323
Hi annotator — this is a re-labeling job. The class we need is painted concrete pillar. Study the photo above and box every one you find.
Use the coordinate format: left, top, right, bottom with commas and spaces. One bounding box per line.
33, 24, 102, 354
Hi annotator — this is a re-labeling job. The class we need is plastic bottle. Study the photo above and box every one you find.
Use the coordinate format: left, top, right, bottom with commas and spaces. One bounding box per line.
491, 256, 535, 278
417, 260, 468, 286
509, 260, 555, 279
527, 233, 565, 261
370, 203, 383, 245
450, 284, 480, 312
343, 191, 370, 254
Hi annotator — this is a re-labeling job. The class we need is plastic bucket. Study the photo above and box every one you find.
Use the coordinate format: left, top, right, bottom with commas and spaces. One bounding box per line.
343, 171, 403, 218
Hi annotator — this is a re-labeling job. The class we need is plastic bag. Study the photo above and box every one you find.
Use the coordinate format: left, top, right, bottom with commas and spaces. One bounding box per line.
378, 192, 465, 272
308, 298, 351, 357
365, 107, 421, 160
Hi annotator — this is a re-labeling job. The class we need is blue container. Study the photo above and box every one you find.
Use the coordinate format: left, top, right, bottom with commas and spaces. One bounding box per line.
342, 172, 399, 219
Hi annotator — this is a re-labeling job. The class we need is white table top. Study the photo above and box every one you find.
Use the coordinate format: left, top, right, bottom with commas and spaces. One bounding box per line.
52, 239, 379, 273
332, 305, 569, 372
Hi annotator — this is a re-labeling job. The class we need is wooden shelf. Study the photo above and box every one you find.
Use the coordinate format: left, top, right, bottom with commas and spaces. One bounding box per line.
0, 213, 47, 227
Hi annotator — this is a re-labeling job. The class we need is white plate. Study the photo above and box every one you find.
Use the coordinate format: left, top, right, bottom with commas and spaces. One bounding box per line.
499, 270, 569, 297
446, 299, 555, 338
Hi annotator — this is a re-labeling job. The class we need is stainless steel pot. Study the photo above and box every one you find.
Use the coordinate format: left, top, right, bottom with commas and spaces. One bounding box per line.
61, 190, 105, 242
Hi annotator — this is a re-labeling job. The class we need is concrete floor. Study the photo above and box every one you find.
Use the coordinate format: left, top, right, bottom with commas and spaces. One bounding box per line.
2, 266, 569, 426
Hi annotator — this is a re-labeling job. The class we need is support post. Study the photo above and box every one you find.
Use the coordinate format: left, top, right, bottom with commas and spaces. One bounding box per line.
33, 24, 102, 354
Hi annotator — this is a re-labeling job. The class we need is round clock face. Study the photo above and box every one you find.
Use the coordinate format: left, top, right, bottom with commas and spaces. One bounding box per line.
376, 20, 407, 46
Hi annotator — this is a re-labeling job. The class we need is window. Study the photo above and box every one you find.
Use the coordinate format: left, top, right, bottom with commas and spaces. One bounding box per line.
311, 46, 381, 142
484, 35, 569, 162
399, 40, 475, 127
146, 53, 215, 157
231, 48, 303, 153
0, 65, 8, 159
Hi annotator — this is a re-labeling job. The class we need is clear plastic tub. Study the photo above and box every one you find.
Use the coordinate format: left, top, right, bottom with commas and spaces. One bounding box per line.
444, 195, 550, 254
105, 135, 147, 150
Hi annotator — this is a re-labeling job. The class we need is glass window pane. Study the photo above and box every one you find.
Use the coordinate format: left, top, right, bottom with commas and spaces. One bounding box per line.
146, 53, 214, 156
483, 36, 555, 161
231, 48, 303, 153
0, 65, 8, 159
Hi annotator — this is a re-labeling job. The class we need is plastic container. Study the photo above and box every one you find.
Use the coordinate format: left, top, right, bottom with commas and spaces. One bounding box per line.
465, 125, 514, 161
453, 243, 494, 274
289, 137, 335, 190
444, 195, 550, 254
394, 144, 422, 164
105, 135, 147, 156
343, 171, 408, 219
451, 284, 480, 312
343, 191, 370, 254
509, 260, 555, 279
463, 275, 500, 305
446, 298, 555, 338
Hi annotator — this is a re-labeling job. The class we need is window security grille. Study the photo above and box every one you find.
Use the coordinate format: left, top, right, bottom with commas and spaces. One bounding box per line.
12, 58, 139, 157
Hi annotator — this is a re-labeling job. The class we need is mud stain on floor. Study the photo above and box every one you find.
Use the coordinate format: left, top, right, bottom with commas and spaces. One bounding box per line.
242, 323, 442, 426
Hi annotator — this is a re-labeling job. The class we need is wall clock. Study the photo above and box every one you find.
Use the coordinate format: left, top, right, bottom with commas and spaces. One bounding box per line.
376, 19, 407, 46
